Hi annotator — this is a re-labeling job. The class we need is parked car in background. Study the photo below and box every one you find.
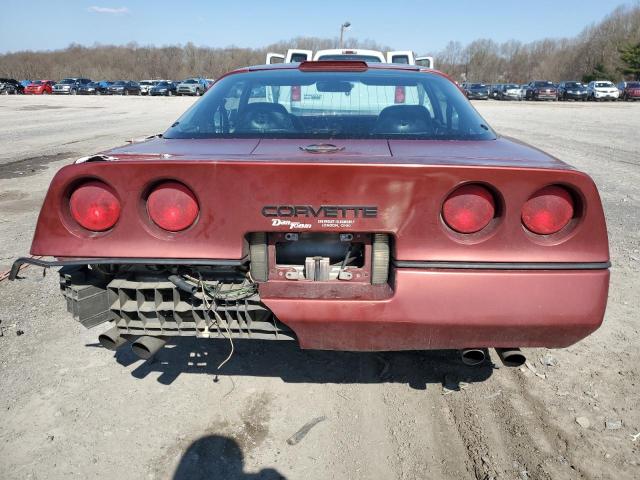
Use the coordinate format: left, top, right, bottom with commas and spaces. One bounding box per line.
489, 84, 503, 99
53, 78, 92, 95
587, 80, 619, 101
525, 81, 557, 101
139, 80, 160, 95
24, 80, 56, 95
149, 81, 177, 96
616, 81, 640, 101
0, 78, 24, 94
19, 80, 32, 88
497, 84, 521, 100
78, 81, 112, 95
107, 81, 141, 96
557, 81, 587, 101
176, 78, 208, 96
464, 83, 490, 100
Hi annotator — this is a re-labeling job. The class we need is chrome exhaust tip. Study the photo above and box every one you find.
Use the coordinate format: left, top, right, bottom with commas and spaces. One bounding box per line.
460, 348, 486, 366
98, 326, 127, 351
131, 336, 166, 360
495, 348, 526, 367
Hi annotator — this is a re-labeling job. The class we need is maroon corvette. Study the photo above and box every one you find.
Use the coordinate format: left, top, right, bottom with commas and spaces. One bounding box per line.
11, 62, 609, 366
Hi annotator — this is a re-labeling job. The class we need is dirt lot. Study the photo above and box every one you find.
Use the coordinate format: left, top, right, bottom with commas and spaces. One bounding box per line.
0, 95, 638, 480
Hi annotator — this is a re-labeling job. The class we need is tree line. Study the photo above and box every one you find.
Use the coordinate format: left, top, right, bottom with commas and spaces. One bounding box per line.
0, 4, 638, 83
436, 4, 640, 83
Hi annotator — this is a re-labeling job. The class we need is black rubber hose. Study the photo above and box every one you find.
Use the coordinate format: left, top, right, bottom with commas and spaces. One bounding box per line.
168, 274, 197, 294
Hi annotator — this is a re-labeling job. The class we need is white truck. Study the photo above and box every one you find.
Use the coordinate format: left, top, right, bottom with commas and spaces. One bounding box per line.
266, 49, 434, 69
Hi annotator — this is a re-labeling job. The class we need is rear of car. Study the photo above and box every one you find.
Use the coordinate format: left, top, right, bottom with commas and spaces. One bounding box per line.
620, 81, 640, 101
527, 81, 557, 100
12, 63, 609, 363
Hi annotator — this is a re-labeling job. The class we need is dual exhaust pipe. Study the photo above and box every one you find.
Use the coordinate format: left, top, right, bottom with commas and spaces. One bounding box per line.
98, 326, 525, 368
460, 347, 526, 368
98, 327, 165, 360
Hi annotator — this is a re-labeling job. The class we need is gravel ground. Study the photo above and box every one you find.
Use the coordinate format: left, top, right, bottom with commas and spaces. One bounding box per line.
0, 95, 638, 480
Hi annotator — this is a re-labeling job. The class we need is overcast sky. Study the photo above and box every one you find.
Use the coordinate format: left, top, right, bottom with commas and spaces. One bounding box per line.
0, 0, 628, 54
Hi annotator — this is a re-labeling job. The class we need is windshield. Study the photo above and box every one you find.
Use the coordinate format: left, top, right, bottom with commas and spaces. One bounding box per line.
595, 82, 613, 88
112, 81, 126, 86
317, 55, 382, 62
533, 81, 553, 87
31, 81, 43, 85
164, 68, 495, 141
59, 79, 75, 84
139, 81, 153, 85
627, 82, 640, 88
504, 84, 519, 89
469, 84, 486, 88
566, 82, 583, 88
183, 79, 198, 84
156, 82, 171, 87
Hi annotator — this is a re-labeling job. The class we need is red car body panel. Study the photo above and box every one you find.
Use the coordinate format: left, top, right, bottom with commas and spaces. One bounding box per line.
25, 64, 610, 351
262, 268, 609, 350
24, 80, 54, 95
623, 87, 640, 99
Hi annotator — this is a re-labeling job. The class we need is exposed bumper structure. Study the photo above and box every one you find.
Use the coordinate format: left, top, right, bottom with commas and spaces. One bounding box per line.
11, 257, 609, 351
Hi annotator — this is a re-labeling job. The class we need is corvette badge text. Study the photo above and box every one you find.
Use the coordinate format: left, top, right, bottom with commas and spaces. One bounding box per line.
262, 205, 378, 229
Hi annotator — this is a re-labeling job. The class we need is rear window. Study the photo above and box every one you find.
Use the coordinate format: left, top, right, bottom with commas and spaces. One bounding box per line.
289, 53, 309, 62
390, 55, 410, 64
164, 68, 495, 141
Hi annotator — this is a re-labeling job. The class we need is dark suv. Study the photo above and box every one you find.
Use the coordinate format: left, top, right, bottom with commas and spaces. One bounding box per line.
53, 78, 92, 95
557, 81, 587, 101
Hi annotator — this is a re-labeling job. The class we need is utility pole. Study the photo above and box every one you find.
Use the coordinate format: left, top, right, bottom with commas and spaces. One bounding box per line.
339, 21, 351, 48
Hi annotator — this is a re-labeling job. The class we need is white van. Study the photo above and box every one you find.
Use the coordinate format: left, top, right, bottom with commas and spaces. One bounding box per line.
265, 49, 434, 69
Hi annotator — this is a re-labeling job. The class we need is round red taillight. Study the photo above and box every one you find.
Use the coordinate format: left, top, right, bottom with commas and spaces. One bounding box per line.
522, 185, 574, 235
147, 182, 199, 232
442, 184, 496, 234
69, 181, 120, 231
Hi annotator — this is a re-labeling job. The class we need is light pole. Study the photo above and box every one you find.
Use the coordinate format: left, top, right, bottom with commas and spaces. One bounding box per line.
339, 21, 351, 48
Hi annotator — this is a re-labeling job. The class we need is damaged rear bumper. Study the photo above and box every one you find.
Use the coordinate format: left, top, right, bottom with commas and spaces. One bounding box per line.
11, 257, 609, 351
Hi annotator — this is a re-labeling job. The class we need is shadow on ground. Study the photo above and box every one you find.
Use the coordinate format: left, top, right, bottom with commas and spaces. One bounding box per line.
90, 337, 495, 388
173, 434, 286, 480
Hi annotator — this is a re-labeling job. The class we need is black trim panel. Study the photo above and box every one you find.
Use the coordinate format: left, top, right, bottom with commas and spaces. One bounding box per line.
392, 260, 611, 270
9, 256, 248, 281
